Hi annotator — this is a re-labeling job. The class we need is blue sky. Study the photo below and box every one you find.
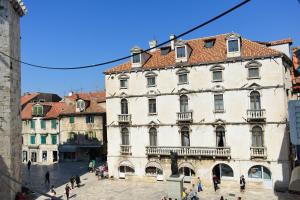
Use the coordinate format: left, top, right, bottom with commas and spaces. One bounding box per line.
21, 0, 300, 97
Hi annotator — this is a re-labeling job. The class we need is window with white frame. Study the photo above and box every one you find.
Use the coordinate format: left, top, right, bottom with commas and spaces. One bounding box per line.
180, 95, 189, 112
246, 60, 261, 79
210, 65, 224, 82
120, 79, 128, 89
176, 46, 186, 58
132, 53, 141, 63
149, 127, 157, 146
213, 71, 222, 82
214, 94, 224, 111
121, 99, 128, 114
176, 69, 189, 85
148, 98, 156, 114
252, 126, 263, 147
121, 128, 129, 145
147, 76, 156, 87
216, 126, 225, 147
248, 165, 271, 180
228, 39, 239, 52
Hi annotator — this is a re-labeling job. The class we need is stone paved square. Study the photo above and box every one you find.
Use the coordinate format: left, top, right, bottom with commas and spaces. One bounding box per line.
21, 162, 300, 200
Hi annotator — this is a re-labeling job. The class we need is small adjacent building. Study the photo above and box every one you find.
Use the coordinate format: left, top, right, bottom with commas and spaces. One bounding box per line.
21, 102, 66, 163
104, 33, 293, 190
59, 92, 107, 162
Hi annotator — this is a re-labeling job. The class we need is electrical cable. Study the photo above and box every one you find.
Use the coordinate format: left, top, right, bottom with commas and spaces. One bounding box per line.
0, 0, 251, 70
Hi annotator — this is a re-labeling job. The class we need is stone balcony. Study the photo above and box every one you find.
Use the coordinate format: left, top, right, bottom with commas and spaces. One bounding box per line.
146, 146, 231, 159
247, 109, 266, 121
250, 147, 267, 159
118, 114, 131, 124
177, 111, 193, 123
120, 145, 131, 155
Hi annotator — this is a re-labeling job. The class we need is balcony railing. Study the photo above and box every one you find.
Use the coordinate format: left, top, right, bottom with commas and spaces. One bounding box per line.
247, 109, 266, 121
177, 111, 193, 122
146, 146, 231, 158
120, 145, 131, 155
118, 114, 131, 123
250, 147, 267, 159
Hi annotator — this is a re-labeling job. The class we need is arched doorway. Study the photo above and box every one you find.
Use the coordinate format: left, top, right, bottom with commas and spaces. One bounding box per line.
179, 162, 195, 182
212, 163, 233, 182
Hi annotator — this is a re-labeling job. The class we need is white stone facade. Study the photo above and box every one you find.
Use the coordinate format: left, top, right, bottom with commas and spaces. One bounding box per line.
105, 34, 293, 190
22, 118, 59, 164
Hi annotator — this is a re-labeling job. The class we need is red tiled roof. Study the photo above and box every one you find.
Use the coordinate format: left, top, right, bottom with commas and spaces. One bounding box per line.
21, 102, 67, 120
21, 93, 39, 106
257, 38, 293, 46
61, 91, 106, 115
105, 33, 285, 74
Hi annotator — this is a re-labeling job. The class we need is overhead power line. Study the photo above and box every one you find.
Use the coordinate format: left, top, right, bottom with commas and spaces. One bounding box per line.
0, 0, 251, 70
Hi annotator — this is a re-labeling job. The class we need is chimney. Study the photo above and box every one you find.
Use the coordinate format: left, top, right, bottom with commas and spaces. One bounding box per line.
170, 34, 176, 50
149, 40, 157, 52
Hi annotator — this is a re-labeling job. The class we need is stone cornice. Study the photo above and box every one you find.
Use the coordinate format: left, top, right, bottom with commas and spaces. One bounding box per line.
10, 0, 27, 17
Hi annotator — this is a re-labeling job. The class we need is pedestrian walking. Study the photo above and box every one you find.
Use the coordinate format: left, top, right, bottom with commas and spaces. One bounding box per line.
213, 174, 219, 192
65, 184, 71, 200
240, 175, 246, 192
75, 175, 81, 188
197, 177, 203, 192
45, 171, 50, 185
27, 160, 31, 171
70, 176, 75, 189
220, 196, 224, 200
88, 161, 93, 172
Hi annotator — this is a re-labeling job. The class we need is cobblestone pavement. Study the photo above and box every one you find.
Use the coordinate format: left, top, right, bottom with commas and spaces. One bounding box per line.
22, 162, 300, 200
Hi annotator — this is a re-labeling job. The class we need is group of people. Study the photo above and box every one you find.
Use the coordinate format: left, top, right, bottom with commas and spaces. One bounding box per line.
95, 163, 109, 180
64, 175, 81, 200
213, 174, 246, 193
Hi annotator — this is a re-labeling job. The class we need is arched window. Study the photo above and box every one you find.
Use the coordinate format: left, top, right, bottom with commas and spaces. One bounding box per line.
180, 95, 188, 112
121, 128, 129, 145
179, 167, 195, 177
252, 126, 263, 147
121, 99, 128, 114
149, 127, 157, 146
250, 91, 261, 110
212, 163, 234, 180
181, 127, 190, 146
248, 165, 271, 180
216, 126, 225, 147
119, 166, 135, 174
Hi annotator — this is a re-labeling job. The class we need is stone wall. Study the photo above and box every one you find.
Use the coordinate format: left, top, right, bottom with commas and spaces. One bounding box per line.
0, 0, 24, 199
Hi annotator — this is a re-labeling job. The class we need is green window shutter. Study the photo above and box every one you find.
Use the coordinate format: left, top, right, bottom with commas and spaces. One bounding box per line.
32, 106, 37, 116
31, 120, 35, 129
30, 135, 35, 144
70, 116, 74, 123
37, 106, 43, 116
51, 119, 57, 129
51, 135, 57, 144
41, 135, 47, 144
40, 120, 46, 129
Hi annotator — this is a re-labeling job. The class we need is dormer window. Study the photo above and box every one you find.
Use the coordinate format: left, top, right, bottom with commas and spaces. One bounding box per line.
176, 46, 186, 58
76, 99, 85, 112
226, 33, 241, 58
204, 39, 215, 48
132, 53, 141, 63
32, 104, 43, 116
131, 46, 150, 68
228, 39, 239, 52
175, 40, 191, 63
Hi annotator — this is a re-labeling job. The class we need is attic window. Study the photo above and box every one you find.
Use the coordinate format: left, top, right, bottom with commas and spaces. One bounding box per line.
160, 46, 171, 55
76, 99, 85, 112
228, 39, 239, 52
132, 53, 141, 63
176, 46, 186, 58
32, 105, 43, 116
204, 39, 215, 48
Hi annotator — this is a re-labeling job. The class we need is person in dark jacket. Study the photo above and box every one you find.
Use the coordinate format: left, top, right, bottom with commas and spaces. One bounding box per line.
240, 175, 246, 192
65, 184, 71, 200
27, 160, 31, 171
70, 176, 75, 189
75, 175, 81, 187
45, 171, 50, 185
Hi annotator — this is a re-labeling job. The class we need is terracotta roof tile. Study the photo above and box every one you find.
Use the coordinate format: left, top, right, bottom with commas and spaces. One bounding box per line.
105, 33, 284, 74
21, 93, 39, 106
61, 91, 106, 115
21, 102, 67, 120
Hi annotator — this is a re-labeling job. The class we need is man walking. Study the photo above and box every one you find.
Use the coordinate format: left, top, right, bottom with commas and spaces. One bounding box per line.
65, 184, 71, 200
27, 160, 31, 171
45, 171, 50, 185
240, 175, 246, 192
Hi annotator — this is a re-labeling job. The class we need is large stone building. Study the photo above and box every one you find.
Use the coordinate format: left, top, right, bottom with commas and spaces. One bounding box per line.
21, 102, 66, 164
59, 92, 107, 161
104, 33, 294, 190
0, 0, 26, 198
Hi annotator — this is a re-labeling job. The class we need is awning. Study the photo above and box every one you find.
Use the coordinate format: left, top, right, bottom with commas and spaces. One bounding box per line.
179, 162, 195, 171
58, 145, 78, 152
145, 161, 163, 171
119, 160, 134, 169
